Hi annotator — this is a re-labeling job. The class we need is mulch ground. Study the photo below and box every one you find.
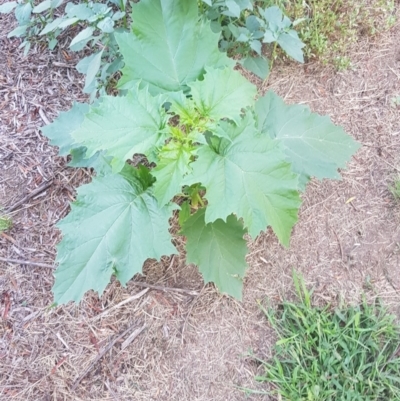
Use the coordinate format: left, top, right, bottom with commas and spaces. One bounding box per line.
1, 5, 400, 401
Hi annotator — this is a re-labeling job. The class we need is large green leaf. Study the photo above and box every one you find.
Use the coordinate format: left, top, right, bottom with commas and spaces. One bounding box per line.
72, 87, 168, 172
184, 115, 301, 244
53, 165, 177, 304
255, 91, 360, 180
115, 0, 233, 94
152, 140, 195, 206
41, 102, 89, 156
41, 101, 110, 173
188, 67, 257, 124
181, 208, 248, 299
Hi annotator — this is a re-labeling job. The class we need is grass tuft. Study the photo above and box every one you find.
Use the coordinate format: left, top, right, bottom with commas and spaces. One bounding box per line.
0, 213, 12, 233
389, 177, 400, 201
253, 272, 400, 400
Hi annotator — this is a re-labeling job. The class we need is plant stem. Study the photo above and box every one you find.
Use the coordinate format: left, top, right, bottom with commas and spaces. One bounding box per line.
120, 0, 127, 29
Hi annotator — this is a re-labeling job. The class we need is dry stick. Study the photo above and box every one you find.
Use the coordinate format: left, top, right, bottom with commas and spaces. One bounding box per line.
38, 108, 50, 125
331, 228, 344, 262
6, 180, 53, 213
0, 256, 54, 269
131, 281, 199, 296
72, 322, 146, 391
92, 288, 149, 320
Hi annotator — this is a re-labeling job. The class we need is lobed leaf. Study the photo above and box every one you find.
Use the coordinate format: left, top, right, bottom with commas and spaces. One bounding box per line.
255, 91, 361, 181
41, 102, 89, 156
182, 208, 248, 299
116, 0, 234, 94
188, 67, 257, 124
53, 165, 177, 304
41, 101, 111, 172
72, 87, 169, 172
184, 115, 301, 244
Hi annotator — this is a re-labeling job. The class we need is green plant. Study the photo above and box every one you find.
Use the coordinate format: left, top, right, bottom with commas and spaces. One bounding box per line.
250, 273, 400, 400
0, 0, 128, 98
391, 96, 400, 109
389, 177, 400, 200
199, 0, 305, 79
260, 0, 395, 67
41, 0, 359, 304
0, 212, 12, 233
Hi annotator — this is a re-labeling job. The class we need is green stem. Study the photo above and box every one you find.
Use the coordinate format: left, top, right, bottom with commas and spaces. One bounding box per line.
120, 0, 127, 29
270, 41, 278, 71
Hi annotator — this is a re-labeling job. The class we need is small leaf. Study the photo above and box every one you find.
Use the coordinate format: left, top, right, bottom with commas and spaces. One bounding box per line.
53, 165, 177, 304
69, 26, 94, 49
182, 208, 248, 300
41, 102, 89, 156
33, 0, 51, 13
246, 15, 260, 32
0, 2, 17, 13
40, 17, 65, 35
255, 91, 361, 181
84, 50, 103, 91
235, 0, 252, 10
153, 141, 195, 206
72, 87, 169, 172
263, 29, 276, 43
112, 11, 125, 21
50, 0, 63, 7
225, 0, 241, 18
178, 200, 191, 227
262, 6, 285, 31
236, 32, 249, 42
277, 30, 305, 63
66, 3, 93, 19
250, 39, 262, 55
7, 25, 28, 38
76, 53, 96, 74
15, 2, 32, 24
58, 17, 79, 29
97, 16, 114, 33
242, 56, 270, 79
48, 38, 58, 50
106, 57, 124, 74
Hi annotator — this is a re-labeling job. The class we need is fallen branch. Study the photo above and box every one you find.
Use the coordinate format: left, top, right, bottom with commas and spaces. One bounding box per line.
6, 180, 53, 213
72, 322, 146, 390
0, 256, 54, 269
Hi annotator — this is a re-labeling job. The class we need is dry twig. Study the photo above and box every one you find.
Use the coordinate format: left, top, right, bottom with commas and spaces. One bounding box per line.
132, 281, 199, 296
0, 256, 54, 269
6, 180, 54, 213
72, 322, 146, 390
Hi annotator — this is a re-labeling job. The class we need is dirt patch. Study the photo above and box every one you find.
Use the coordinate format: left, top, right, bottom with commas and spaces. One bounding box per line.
1, 5, 400, 401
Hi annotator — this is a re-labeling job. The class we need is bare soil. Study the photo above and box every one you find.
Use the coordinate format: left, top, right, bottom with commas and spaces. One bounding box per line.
1, 5, 400, 401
